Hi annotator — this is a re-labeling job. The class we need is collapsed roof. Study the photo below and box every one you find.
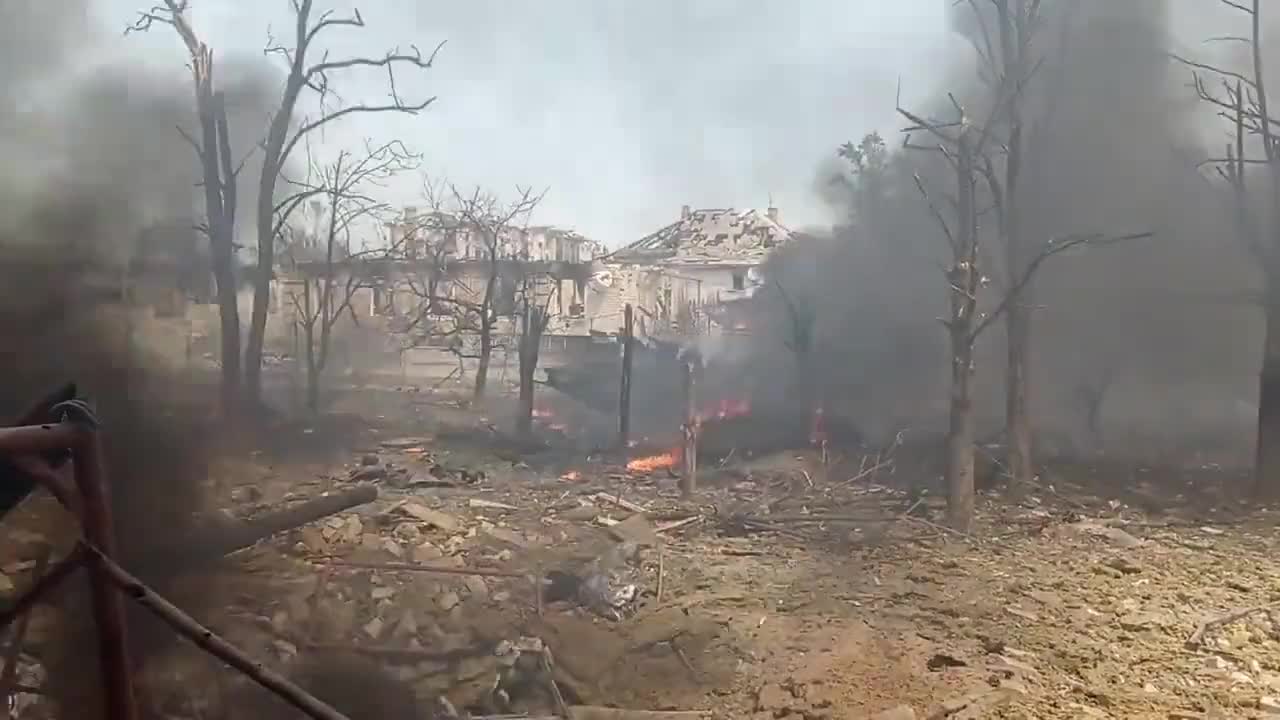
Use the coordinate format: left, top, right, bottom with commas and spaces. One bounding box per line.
608, 207, 795, 267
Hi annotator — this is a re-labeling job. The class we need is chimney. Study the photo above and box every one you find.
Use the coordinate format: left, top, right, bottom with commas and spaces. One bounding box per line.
766, 206, 779, 223
681, 204, 691, 220
404, 205, 418, 220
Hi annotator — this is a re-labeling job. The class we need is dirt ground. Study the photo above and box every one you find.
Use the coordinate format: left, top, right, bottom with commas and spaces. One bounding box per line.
5, 384, 1280, 719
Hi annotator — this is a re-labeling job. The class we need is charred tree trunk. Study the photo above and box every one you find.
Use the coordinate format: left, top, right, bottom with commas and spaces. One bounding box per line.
298, 278, 321, 415
1005, 303, 1032, 485
1257, 295, 1280, 499
196, 79, 242, 415
1246, 0, 1280, 500
516, 306, 549, 437
680, 358, 698, 499
474, 259, 499, 401
946, 325, 977, 530
996, 0, 1034, 488
210, 94, 242, 414
619, 303, 634, 447
475, 312, 493, 402
946, 137, 980, 532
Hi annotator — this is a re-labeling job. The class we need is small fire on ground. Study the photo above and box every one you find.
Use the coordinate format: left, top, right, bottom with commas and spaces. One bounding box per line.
626, 448, 681, 473
624, 397, 748, 474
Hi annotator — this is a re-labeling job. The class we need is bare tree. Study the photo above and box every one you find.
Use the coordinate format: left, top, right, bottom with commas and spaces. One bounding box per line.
771, 278, 817, 414
968, 0, 1043, 488
1172, 0, 1280, 498
896, 91, 1146, 530
896, 97, 993, 531
960, 0, 1094, 488
243, 0, 445, 407
281, 140, 419, 413
401, 183, 544, 401
514, 271, 557, 437
129, 1, 250, 414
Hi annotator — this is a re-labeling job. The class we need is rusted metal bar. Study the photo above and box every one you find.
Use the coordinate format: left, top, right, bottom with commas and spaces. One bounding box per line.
0, 545, 85, 635
8, 456, 79, 515
0, 423, 79, 457
148, 485, 378, 570
14, 385, 77, 427
0, 385, 80, 519
0, 552, 49, 707
82, 543, 352, 720
70, 431, 139, 720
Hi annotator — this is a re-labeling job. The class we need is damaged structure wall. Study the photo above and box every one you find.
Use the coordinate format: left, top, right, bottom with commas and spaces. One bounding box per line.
588, 205, 804, 341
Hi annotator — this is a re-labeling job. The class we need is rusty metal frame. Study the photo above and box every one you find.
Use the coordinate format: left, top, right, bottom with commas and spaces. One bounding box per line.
0, 389, 353, 720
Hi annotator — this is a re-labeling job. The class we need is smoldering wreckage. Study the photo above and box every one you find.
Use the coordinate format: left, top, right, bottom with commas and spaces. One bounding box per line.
16, 0, 1280, 719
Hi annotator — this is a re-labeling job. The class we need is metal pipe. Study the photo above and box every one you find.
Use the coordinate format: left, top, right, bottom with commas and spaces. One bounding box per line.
0, 423, 79, 456
70, 431, 139, 720
0, 546, 84, 635
83, 543, 352, 720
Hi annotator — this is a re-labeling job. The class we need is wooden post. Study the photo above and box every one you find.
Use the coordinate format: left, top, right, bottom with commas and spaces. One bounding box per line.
619, 304, 634, 448
680, 358, 698, 498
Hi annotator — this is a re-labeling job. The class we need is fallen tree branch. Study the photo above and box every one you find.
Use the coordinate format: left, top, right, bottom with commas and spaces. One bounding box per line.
152, 485, 379, 569
594, 493, 648, 514
837, 457, 895, 486
654, 516, 702, 534
320, 559, 526, 578
1187, 600, 1280, 648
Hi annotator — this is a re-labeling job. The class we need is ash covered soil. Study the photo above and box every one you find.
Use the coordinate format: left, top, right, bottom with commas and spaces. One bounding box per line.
4, 387, 1280, 719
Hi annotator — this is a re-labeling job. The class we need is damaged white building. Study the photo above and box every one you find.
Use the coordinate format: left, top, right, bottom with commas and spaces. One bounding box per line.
582, 205, 802, 340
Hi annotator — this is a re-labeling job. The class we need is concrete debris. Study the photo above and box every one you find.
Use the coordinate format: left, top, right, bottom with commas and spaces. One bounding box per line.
400, 503, 461, 532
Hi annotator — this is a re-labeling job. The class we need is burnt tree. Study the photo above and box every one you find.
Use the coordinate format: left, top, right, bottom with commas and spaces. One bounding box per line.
129, 1, 246, 414
897, 94, 1143, 531
280, 140, 419, 414
244, 0, 444, 407
1173, 0, 1280, 499
402, 183, 543, 402
897, 98, 989, 531
771, 278, 818, 416
514, 271, 557, 437
960, 0, 1086, 487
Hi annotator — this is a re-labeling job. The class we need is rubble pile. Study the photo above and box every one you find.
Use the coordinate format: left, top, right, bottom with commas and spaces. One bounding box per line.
2, 409, 1280, 719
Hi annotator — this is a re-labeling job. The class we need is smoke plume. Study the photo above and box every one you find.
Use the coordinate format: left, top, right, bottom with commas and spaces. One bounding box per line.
0, 2, 282, 716
751, 0, 1260, 460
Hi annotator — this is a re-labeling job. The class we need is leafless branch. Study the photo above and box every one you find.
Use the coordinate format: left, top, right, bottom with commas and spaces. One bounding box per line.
971, 231, 1153, 339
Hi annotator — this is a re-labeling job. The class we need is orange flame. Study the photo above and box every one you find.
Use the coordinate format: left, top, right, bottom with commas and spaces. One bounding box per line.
698, 398, 751, 423
626, 448, 681, 473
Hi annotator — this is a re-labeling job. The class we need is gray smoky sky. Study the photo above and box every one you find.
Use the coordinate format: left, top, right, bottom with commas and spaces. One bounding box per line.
95, 0, 955, 247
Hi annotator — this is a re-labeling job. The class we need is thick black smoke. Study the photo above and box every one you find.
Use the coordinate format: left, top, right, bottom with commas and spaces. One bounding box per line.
0, 2, 283, 717
750, 1, 1261, 460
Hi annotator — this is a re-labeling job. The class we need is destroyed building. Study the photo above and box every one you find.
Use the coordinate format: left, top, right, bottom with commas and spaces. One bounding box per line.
583, 205, 803, 341
371, 206, 601, 333
543, 205, 806, 434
